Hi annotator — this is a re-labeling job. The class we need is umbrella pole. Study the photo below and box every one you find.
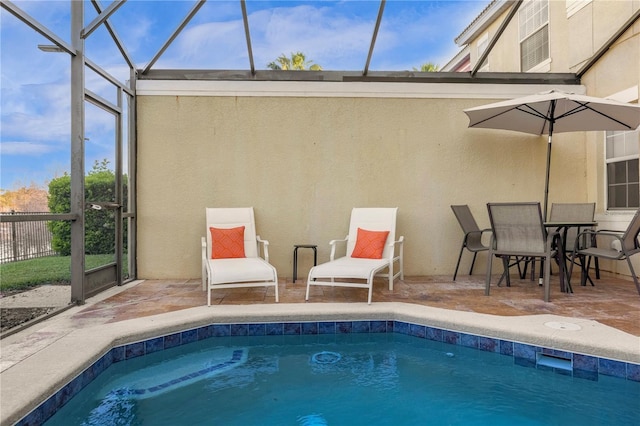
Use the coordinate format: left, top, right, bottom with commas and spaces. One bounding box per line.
544, 134, 552, 221
543, 103, 556, 222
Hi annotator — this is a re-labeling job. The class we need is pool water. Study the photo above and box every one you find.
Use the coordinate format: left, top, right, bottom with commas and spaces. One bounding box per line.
45, 333, 639, 425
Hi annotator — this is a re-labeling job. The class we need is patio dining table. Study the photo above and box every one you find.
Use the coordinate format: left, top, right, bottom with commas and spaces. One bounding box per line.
544, 221, 598, 293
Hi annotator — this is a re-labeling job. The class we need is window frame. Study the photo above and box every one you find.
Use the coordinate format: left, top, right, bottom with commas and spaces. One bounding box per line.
566, 0, 592, 18
603, 87, 640, 212
476, 32, 489, 71
519, 0, 550, 72
605, 129, 640, 211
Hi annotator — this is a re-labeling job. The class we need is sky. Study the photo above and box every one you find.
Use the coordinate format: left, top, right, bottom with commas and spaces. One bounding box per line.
0, 0, 489, 191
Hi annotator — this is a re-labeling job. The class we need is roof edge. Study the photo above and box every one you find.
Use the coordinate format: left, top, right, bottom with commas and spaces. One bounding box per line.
137, 69, 579, 85
455, 0, 513, 46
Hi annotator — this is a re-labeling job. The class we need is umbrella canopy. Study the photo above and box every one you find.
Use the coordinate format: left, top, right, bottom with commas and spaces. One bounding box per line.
464, 89, 640, 219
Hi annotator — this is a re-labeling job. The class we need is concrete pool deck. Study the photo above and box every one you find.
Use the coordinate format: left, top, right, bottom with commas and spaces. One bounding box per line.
1, 275, 640, 424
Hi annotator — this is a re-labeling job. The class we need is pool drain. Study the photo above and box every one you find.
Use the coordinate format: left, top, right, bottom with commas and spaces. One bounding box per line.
312, 351, 342, 364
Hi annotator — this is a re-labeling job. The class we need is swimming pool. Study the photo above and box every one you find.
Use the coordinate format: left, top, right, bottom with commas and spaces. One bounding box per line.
21, 319, 640, 425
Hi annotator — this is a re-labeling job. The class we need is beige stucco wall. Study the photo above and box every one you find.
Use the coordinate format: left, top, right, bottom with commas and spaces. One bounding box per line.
472, 0, 639, 74
136, 82, 590, 280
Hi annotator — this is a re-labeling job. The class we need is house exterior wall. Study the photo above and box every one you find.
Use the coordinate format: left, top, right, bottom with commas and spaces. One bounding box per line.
578, 11, 640, 277
465, 1, 638, 73
136, 82, 587, 280
456, 0, 640, 281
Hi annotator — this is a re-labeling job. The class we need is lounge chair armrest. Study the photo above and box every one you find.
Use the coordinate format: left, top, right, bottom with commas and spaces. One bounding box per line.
256, 235, 270, 262
329, 235, 349, 261
201, 237, 207, 261
390, 236, 404, 260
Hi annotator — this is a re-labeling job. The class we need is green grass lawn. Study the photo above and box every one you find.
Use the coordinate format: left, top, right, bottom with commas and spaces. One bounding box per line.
0, 255, 122, 292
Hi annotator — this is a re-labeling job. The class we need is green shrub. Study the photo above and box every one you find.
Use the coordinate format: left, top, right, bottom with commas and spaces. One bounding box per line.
47, 160, 128, 256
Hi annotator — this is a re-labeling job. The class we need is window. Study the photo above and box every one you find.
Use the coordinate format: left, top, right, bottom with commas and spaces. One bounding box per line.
566, 0, 591, 18
477, 33, 489, 70
519, 0, 549, 71
606, 129, 640, 210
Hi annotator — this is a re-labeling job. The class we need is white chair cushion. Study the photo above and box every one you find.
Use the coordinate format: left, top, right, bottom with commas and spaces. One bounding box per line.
207, 258, 276, 284
309, 257, 389, 279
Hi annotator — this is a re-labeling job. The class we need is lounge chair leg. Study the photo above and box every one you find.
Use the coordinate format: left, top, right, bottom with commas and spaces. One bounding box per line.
305, 270, 312, 301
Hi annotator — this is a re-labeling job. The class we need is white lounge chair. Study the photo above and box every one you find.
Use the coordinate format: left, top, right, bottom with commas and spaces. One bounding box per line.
202, 207, 278, 306
305, 207, 404, 304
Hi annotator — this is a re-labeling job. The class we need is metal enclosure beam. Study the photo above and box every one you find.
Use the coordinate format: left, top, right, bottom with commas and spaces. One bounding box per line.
363, 0, 385, 76
127, 68, 138, 280
91, 0, 136, 69
82, 0, 126, 39
70, 0, 86, 304
0, 0, 76, 55
240, 0, 255, 75
471, 0, 522, 76
114, 86, 124, 289
576, 8, 640, 78
142, 0, 207, 74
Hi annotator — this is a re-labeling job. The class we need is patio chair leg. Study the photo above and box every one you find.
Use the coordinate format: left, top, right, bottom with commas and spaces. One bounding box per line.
469, 252, 478, 275
543, 254, 551, 302
504, 257, 511, 287
453, 245, 465, 281
583, 256, 595, 286
497, 256, 511, 287
485, 253, 493, 296
625, 257, 640, 296
516, 256, 524, 278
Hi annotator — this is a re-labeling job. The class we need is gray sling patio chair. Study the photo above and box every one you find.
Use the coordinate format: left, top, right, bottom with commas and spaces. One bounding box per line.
569, 207, 640, 296
486, 202, 563, 302
549, 202, 598, 284
451, 205, 491, 281
549, 203, 596, 247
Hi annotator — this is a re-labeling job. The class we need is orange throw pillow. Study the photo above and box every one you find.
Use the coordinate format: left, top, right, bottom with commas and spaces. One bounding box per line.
210, 226, 246, 259
351, 228, 390, 259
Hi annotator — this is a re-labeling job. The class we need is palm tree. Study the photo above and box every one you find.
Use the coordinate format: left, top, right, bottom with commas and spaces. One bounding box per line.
413, 62, 440, 72
267, 52, 322, 71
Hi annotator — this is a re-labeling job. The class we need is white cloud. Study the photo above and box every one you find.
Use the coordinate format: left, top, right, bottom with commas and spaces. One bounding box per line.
1, 0, 490, 189
0, 140, 61, 156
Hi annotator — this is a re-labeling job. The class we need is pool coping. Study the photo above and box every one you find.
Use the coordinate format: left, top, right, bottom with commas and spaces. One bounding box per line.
2, 302, 640, 425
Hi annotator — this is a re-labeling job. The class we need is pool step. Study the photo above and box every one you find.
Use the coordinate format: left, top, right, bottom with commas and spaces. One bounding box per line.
99, 347, 248, 400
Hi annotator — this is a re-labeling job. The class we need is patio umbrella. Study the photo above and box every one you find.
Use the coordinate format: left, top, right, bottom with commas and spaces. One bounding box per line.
463, 89, 640, 220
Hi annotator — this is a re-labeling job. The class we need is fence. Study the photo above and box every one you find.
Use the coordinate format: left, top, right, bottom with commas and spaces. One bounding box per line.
0, 211, 56, 264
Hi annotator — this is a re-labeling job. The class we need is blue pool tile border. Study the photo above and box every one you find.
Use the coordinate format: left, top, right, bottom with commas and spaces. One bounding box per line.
18, 319, 640, 425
